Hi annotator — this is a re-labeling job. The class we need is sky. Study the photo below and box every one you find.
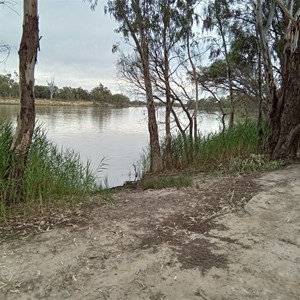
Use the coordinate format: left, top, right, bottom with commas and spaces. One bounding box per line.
0, 0, 124, 93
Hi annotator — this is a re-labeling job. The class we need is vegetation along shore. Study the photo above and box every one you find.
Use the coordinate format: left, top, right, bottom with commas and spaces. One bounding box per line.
1, 0, 300, 298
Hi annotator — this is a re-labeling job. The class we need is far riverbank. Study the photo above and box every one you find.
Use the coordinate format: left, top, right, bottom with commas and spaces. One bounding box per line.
0, 98, 145, 108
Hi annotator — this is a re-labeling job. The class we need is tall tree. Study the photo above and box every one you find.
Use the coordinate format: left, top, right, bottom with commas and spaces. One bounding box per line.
5, 0, 39, 204
148, 0, 198, 166
181, 1, 200, 140
255, 0, 300, 159
271, 0, 300, 158
153, 0, 176, 168
254, 0, 278, 151
203, 0, 236, 126
103, 0, 163, 172
47, 76, 56, 99
112, 0, 199, 167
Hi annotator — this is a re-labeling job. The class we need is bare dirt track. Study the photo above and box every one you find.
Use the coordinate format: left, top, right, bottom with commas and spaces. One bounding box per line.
1, 164, 300, 300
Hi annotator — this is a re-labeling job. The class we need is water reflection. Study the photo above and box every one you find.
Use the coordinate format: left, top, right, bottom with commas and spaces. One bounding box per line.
0, 104, 225, 187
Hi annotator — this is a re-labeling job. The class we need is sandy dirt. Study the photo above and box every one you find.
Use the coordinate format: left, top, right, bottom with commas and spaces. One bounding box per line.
0, 164, 300, 300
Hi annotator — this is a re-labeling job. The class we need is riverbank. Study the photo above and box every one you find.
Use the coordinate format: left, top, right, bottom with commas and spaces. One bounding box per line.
1, 164, 299, 299
0, 98, 94, 106
0, 98, 145, 108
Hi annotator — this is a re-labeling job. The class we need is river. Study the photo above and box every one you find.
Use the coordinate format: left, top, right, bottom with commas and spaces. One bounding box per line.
0, 105, 224, 187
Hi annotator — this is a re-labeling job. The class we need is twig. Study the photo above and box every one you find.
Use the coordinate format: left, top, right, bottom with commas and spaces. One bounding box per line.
199, 206, 230, 226
229, 190, 235, 207
195, 288, 212, 300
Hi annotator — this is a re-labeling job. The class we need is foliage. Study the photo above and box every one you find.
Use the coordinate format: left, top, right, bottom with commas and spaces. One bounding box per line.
189, 121, 263, 172
0, 122, 102, 222
35, 85, 50, 98
255, 1, 300, 159
132, 147, 151, 181
90, 83, 111, 102
0, 73, 19, 98
90, 83, 130, 106
56, 86, 91, 101
228, 154, 282, 174
0, 72, 131, 107
0, 121, 13, 182
140, 121, 278, 175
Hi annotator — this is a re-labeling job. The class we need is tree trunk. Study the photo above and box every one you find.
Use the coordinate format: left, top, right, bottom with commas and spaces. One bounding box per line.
163, 27, 173, 169
143, 57, 163, 173
256, 28, 265, 149
217, 16, 235, 127
266, 0, 300, 159
270, 20, 300, 159
255, 0, 279, 154
186, 33, 199, 142
127, 1, 163, 174
4, 0, 39, 205
164, 85, 173, 169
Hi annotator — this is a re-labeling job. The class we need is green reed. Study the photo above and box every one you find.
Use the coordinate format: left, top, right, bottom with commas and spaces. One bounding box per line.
0, 122, 102, 221
143, 121, 281, 177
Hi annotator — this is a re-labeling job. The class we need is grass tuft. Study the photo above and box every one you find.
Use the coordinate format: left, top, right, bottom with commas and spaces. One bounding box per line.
0, 122, 104, 223
161, 121, 278, 173
140, 121, 281, 179
228, 154, 283, 173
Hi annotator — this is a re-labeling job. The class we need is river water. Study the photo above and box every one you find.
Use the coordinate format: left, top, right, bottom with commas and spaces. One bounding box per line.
0, 105, 224, 187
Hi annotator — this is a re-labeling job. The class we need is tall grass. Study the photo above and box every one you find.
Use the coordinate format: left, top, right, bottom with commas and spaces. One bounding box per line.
193, 121, 261, 171
156, 121, 280, 175
0, 122, 101, 222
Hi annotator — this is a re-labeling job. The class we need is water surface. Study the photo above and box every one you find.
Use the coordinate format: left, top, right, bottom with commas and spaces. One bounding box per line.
0, 105, 224, 187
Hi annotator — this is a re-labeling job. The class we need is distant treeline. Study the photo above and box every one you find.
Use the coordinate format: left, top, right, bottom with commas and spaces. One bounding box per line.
0, 73, 255, 111
0, 73, 143, 107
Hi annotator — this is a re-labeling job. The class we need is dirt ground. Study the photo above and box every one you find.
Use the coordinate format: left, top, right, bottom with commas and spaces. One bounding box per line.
0, 164, 300, 300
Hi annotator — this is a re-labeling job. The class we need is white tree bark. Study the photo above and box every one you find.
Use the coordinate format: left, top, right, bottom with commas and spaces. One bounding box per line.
5, 0, 39, 204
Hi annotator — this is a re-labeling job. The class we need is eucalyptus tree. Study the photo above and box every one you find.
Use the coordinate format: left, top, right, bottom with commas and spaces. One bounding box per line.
150, 0, 180, 168
47, 77, 56, 99
197, 40, 261, 109
196, 52, 262, 132
89, 0, 198, 171
117, 49, 193, 137
182, 1, 200, 140
114, 0, 200, 168
254, 0, 300, 159
148, 0, 199, 165
202, 0, 236, 126
5, 0, 40, 204
104, 0, 164, 172
201, 0, 271, 136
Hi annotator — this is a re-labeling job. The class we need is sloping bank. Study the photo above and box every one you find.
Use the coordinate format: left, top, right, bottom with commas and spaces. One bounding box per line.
0, 164, 299, 299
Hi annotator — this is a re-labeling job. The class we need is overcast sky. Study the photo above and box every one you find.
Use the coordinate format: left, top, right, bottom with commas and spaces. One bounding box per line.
0, 0, 123, 93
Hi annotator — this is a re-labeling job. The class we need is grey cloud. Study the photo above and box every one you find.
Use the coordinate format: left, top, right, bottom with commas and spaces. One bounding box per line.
0, 0, 123, 92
